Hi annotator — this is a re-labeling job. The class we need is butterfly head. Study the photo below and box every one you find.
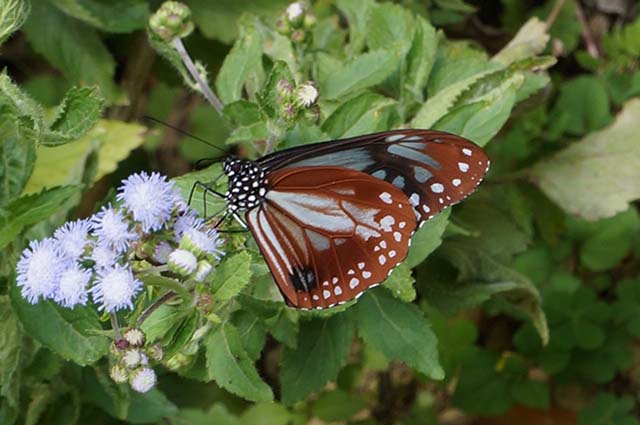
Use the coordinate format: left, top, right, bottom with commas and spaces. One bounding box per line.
222, 157, 267, 211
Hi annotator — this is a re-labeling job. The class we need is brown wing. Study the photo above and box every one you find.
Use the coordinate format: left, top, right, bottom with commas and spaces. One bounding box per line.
245, 166, 417, 309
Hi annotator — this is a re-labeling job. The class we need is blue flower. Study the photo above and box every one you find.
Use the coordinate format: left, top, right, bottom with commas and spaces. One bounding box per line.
130, 367, 157, 393
54, 219, 91, 261
91, 265, 142, 312
90, 205, 137, 253
89, 242, 121, 270
117, 172, 182, 233
172, 208, 204, 242
55, 265, 91, 308
16, 238, 70, 304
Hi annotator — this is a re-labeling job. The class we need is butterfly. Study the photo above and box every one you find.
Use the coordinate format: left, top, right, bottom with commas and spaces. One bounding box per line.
206, 129, 489, 309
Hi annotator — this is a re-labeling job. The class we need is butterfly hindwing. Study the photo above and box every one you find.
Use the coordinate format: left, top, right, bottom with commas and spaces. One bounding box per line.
245, 166, 417, 309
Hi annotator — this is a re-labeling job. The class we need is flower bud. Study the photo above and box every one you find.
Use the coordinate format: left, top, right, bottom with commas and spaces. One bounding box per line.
149, 1, 194, 42
148, 344, 164, 361
291, 29, 307, 43
277, 79, 294, 99
295, 81, 318, 108
286, 2, 305, 26
193, 260, 213, 282
168, 248, 198, 276
276, 17, 291, 35
303, 13, 317, 30
123, 349, 143, 369
110, 364, 129, 383
124, 328, 146, 347
164, 353, 191, 371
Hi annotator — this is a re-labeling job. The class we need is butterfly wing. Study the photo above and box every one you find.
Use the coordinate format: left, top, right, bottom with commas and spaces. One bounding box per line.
258, 130, 489, 224
245, 166, 417, 309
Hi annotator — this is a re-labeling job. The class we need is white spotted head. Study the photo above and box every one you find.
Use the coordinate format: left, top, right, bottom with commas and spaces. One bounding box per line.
222, 157, 267, 211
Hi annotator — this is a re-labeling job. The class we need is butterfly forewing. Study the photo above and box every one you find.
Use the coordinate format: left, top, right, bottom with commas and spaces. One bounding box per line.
258, 130, 489, 224
245, 166, 416, 309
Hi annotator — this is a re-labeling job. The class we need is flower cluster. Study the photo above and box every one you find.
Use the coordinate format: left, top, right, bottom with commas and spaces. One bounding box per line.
15, 172, 223, 312
276, 2, 317, 44
276, 79, 320, 123
110, 328, 163, 393
149, 1, 194, 42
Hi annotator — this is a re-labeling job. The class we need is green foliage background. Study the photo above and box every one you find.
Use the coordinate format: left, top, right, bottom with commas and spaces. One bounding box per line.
1, 0, 640, 424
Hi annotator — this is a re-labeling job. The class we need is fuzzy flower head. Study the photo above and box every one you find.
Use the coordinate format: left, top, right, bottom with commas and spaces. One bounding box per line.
117, 172, 181, 233
16, 238, 69, 304
124, 328, 146, 347
90, 242, 121, 270
152, 241, 173, 264
90, 205, 137, 253
91, 265, 142, 312
54, 266, 91, 308
168, 249, 198, 276
130, 367, 157, 393
54, 219, 91, 261
296, 82, 318, 108
172, 208, 204, 242
286, 2, 305, 23
180, 228, 224, 259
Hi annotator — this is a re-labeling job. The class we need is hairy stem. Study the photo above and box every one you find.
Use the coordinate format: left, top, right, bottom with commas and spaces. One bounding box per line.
172, 37, 224, 114
111, 313, 122, 340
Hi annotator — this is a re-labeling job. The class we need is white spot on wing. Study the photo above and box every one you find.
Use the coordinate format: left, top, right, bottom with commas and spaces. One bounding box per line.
323, 290, 331, 299
349, 278, 360, 288
458, 162, 469, 172
334, 286, 342, 295
431, 183, 444, 193
409, 193, 420, 206
379, 192, 393, 204
393, 232, 402, 242
358, 262, 365, 270
380, 215, 395, 232
378, 254, 387, 265
386, 134, 405, 142
389, 250, 397, 258
452, 178, 461, 187
462, 148, 472, 156
363, 271, 372, 279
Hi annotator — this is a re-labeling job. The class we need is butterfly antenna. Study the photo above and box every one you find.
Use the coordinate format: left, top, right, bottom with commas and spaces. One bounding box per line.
142, 115, 227, 156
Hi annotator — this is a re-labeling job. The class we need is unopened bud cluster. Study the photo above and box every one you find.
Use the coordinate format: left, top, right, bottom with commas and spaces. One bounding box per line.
149, 1, 194, 42
110, 329, 164, 393
277, 79, 320, 122
276, 2, 317, 44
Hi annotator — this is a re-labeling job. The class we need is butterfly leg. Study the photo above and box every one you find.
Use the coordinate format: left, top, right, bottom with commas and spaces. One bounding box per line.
189, 180, 226, 217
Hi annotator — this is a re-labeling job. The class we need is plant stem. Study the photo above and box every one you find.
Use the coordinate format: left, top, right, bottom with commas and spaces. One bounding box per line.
545, 0, 566, 28
136, 291, 177, 327
575, 1, 600, 58
172, 37, 224, 114
110, 313, 122, 340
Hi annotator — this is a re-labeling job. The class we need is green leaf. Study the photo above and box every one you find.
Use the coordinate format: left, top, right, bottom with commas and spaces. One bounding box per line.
205, 322, 273, 402
24, 119, 146, 194
614, 279, 640, 338
280, 312, 355, 405
9, 276, 109, 366
24, 1, 118, 102
215, 17, 263, 104
356, 287, 444, 379
257, 61, 294, 119
529, 98, 640, 220
492, 17, 550, 65
411, 69, 494, 128
404, 15, 438, 101
51, 0, 149, 33
211, 252, 252, 301
320, 50, 397, 99
42, 86, 105, 146
312, 389, 367, 422
127, 388, 178, 423
187, 0, 288, 44
0, 0, 30, 46
433, 72, 523, 146
322, 92, 396, 138
383, 263, 415, 303
0, 296, 21, 409
579, 209, 640, 271
241, 402, 292, 425
547, 76, 611, 137
0, 112, 36, 206
0, 72, 45, 132
231, 310, 266, 361
405, 209, 450, 268
0, 185, 80, 249
140, 304, 185, 343
336, 0, 375, 55
366, 3, 414, 55
427, 240, 548, 344
579, 393, 639, 425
